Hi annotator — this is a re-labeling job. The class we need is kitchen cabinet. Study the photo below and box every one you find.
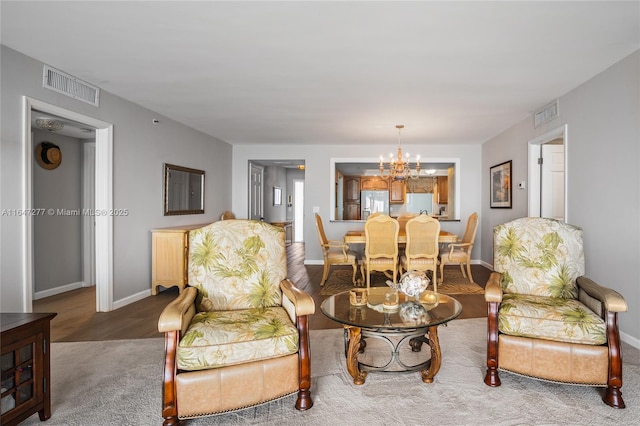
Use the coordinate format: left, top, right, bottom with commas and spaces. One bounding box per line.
360, 177, 389, 191
437, 176, 448, 204
389, 180, 405, 204
1, 313, 57, 426
151, 224, 207, 295
344, 203, 360, 221
344, 177, 360, 201
343, 177, 361, 220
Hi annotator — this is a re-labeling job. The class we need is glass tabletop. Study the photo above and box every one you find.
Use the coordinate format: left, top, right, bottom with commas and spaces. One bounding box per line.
320, 287, 462, 330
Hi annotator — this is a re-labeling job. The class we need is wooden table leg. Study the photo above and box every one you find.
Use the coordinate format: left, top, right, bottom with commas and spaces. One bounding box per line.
420, 325, 441, 383
345, 325, 367, 385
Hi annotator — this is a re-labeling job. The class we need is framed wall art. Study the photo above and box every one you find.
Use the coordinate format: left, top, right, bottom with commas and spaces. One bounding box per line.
490, 160, 512, 208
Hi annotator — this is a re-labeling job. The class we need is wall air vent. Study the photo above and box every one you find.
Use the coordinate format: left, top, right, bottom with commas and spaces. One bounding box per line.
534, 99, 559, 128
42, 65, 100, 107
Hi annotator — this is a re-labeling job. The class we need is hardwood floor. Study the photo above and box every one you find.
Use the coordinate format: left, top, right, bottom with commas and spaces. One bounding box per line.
33, 243, 490, 342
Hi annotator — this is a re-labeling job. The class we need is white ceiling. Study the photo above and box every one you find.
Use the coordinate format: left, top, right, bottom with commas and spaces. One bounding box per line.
2, 1, 639, 147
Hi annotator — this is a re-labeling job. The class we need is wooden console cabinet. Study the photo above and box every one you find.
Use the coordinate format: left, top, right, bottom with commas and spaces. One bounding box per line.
151, 224, 207, 295
1, 313, 57, 426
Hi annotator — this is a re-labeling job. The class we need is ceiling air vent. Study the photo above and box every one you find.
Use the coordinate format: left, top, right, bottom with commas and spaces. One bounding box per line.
42, 65, 100, 107
534, 100, 559, 128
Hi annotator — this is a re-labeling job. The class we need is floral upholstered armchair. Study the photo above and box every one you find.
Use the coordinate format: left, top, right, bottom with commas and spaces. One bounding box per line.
484, 218, 628, 408
158, 220, 315, 425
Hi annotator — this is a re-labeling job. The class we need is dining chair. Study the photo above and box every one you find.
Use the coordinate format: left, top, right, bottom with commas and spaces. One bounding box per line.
400, 215, 441, 292
439, 212, 478, 284
220, 210, 236, 220
315, 213, 359, 286
361, 214, 400, 291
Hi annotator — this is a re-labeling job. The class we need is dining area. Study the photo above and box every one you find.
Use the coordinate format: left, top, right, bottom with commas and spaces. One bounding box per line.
315, 212, 479, 293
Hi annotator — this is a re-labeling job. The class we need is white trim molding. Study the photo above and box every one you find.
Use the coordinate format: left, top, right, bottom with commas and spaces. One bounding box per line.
23, 97, 114, 312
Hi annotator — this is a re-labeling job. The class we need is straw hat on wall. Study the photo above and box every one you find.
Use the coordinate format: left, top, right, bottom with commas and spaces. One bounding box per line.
36, 142, 62, 170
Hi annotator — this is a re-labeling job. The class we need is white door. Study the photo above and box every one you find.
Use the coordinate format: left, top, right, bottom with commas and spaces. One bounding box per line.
541, 144, 565, 220
293, 179, 304, 242
249, 163, 264, 220
528, 125, 567, 222
82, 142, 96, 287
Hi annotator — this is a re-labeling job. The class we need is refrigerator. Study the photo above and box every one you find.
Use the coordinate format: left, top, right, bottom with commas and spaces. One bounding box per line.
360, 190, 389, 219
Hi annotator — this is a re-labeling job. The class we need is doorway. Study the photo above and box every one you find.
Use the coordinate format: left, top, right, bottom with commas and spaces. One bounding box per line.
528, 125, 568, 221
293, 179, 304, 242
248, 163, 264, 221
24, 97, 114, 312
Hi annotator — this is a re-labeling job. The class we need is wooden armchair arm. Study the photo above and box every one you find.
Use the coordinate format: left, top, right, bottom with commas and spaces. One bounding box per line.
325, 240, 351, 256
444, 242, 472, 255
158, 287, 198, 334
484, 272, 503, 303
281, 279, 316, 317
576, 276, 628, 313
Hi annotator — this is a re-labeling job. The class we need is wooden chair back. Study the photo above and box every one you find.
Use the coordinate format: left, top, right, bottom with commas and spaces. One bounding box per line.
363, 214, 399, 289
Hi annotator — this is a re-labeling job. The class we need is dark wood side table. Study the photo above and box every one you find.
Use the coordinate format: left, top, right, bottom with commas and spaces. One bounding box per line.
1, 312, 57, 426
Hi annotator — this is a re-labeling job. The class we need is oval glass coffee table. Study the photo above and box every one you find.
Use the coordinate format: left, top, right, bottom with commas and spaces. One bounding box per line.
321, 287, 462, 385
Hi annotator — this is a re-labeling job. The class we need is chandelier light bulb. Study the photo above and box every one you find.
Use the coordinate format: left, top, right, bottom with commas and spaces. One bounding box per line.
379, 124, 421, 180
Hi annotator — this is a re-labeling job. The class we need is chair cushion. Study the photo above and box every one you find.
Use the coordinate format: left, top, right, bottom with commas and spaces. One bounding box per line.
327, 250, 357, 263
188, 220, 286, 311
441, 249, 468, 262
499, 294, 606, 345
177, 307, 299, 371
400, 255, 437, 267
494, 218, 584, 298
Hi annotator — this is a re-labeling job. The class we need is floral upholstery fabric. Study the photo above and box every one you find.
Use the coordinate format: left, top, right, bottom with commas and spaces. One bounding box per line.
494, 217, 584, 298
188, 220, 286, 311
494, 218, 605, 345
177, 307, 299, 370
498, 294, 606, 345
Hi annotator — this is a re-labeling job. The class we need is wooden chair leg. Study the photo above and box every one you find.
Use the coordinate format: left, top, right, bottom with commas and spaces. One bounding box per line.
459, 263, 466, 278
295, 315, 313, 410
466, 261, 474, 283
351, 263, 358, 286
320, 264, 330, 286
603, 311, 625, 408
162, 331, 180, 426
484, 302, 501, 387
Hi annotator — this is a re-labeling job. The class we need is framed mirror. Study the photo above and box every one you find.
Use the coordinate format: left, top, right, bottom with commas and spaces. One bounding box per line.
163, 163, 205, 215
331, 158, 459, 221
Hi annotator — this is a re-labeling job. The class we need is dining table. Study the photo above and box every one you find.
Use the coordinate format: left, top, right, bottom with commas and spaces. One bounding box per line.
343, 229, 458, 245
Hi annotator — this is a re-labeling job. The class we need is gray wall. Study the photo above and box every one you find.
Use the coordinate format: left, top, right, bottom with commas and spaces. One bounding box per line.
32, 130, 83, 293
1, 46, 233, 311
481, 50, 639, 344
262, 166, 288, 222
232, 144, 483, 264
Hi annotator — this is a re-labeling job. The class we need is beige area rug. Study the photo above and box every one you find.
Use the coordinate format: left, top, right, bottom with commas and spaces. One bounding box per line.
21, 319, 640, 426
320, 266, 484, 296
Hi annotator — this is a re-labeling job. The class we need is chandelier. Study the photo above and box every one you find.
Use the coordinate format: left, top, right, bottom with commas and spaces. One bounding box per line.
35, 118, 64, 132
379, 124, 421, 180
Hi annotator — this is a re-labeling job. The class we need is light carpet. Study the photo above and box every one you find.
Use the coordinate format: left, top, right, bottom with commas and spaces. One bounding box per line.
320, 267, 484, 296
21, 318, 639, 426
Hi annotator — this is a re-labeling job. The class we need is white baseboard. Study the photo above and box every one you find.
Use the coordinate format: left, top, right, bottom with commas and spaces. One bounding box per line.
479, 260, 494, 270
304, 259, 324, 265
621, 330, 640, 350
113, 288, 151, 310
34, 281, 85, 300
